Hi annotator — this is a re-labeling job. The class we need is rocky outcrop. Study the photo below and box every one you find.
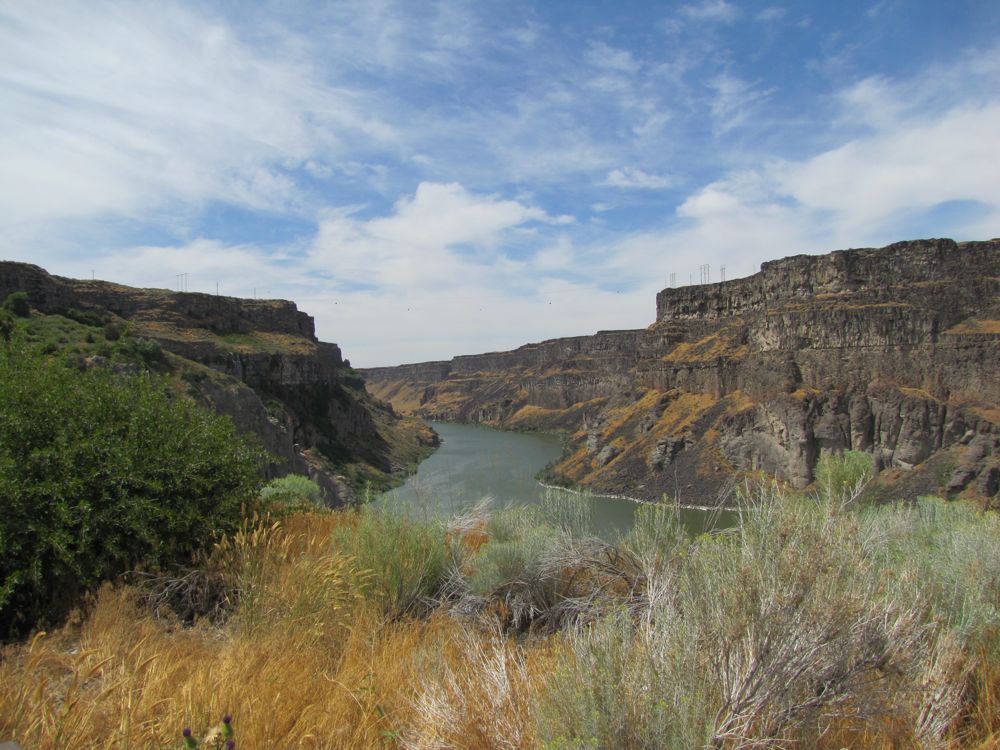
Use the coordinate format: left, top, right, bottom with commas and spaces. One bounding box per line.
0, 262, 435, 505
363, 239, 1000, 503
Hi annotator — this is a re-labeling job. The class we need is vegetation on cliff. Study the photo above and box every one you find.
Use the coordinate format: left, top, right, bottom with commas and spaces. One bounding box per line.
0, 335, 266, 640
3, 454, 1000, 748
363, 239, 1000, 505
0, 263, 436, 502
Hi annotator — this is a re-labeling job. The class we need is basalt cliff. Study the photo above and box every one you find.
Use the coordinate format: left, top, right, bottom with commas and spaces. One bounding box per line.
363, 239, 1000, 504
0, 262, 435, 504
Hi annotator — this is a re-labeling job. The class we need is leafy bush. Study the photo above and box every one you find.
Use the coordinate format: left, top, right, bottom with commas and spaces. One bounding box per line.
330, 506, 448, 619
459, 495, 644, 633
0, 341, 267, 638
2, 291, 30, 318
259, 474, 324, 508
113, 335, 164, 368
103, 321, 123, 341
0, 309, 14, 341
63, 306, 110, 327
534, 471, 1000, 748
814, 448, 873, 508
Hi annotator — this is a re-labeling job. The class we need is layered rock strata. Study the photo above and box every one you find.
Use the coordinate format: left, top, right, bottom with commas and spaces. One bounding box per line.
363, 239, 1000, 503
0, 262, 435, 504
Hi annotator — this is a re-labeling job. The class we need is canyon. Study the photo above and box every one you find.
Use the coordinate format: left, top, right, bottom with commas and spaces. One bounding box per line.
363, 239, 1000, 505
0, 262, 435, 505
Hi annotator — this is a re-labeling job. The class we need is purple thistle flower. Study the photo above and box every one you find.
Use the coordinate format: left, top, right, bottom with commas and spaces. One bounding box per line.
182, 729, 192, 738
226, 741, 236, 749
222, 714, 232, 725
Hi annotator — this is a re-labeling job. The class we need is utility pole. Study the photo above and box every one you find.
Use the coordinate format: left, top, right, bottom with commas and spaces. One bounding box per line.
720, 264, 726, 282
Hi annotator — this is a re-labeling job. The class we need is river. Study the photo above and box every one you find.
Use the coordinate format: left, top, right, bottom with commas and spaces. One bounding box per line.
380, 421, 735, 539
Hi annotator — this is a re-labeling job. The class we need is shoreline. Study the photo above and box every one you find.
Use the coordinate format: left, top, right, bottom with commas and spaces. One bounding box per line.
537, 481, 731, 513
417, 419, 736, 514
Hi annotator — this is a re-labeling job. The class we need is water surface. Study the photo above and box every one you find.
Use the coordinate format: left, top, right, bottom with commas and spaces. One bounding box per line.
381, 421, 733, 539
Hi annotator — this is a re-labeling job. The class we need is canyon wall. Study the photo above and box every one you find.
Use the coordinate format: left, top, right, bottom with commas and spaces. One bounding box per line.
0, 262, 435, 504
363, 239, 1000, 504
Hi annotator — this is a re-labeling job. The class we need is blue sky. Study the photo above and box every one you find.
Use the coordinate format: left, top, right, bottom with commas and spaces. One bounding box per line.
2, 1, 999, 366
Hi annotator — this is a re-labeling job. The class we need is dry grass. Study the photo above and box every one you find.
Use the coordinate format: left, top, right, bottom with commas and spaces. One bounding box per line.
944, 319, 1000, 336
364, 380, 427, 415
131, 320, 318, 355
0, 510, 555, 750
4, 490, 1000, 750
661, 328, 749, 363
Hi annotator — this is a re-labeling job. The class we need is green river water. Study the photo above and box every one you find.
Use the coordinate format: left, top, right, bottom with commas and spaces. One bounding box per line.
380, 421, 735, 539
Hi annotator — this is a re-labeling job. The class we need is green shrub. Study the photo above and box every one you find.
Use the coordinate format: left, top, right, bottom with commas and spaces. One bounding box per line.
468, 524, 553, 598
103, 321, 123, 341
329, 507, 447, 618
535, 611, 711, 749
536, 485, 1000, 748
0, 341, 267, 638
260, 474, 325, 507
0, 309, 15, 341
63, 306, 109, 327
2, 292, 30, 318
814, 449, 873, 509
539, 489, 593, 538
113, 335, 164, 367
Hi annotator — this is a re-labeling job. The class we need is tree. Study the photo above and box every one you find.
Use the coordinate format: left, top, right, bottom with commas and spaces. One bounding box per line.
2, 292, 30, 318
0, 341, 267, 638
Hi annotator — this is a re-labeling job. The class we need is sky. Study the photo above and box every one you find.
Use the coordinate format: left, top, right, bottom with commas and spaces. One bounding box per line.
2, 1, 999, 366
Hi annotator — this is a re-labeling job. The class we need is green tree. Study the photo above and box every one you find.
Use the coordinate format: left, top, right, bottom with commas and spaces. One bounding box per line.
0, 341, 267, 638
2, 291, 30, 318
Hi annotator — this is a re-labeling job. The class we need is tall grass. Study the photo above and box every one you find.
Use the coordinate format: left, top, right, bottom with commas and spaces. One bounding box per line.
3, 457, 1000, 748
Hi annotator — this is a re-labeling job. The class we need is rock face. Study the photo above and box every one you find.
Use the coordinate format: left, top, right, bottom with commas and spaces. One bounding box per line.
363, 239, 1000, 503
0, 262, 435, 505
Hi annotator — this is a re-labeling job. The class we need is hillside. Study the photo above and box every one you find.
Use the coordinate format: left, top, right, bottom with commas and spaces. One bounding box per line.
0, 262, 436, 503
363, 238, 1000, 504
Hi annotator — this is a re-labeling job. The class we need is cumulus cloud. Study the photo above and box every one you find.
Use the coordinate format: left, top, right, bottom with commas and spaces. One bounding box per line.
4, 3, 1000, 366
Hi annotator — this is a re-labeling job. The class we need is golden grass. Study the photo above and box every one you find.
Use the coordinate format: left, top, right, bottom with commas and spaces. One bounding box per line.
0, 512, 554, 750
661, 328, 748, 363
505, 404, 564, 428
971, 406, 1000, 426
364, 380, 426, 415
944, 319, 1000, 335
132, 320, 318, 355
4, 507, 1000, 749
899, 386, 940, 401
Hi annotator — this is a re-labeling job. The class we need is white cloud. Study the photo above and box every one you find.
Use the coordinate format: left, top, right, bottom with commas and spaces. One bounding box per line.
6, 3, 1000, 368
755, 7, 786, 22
707, 74, 775, 133
605, 167, 673, 190
778, 103, 1000, 237
308, 182, 553, 296
679, 0, 739, 23
0, 1, 394, 229
586, 42, 641, 74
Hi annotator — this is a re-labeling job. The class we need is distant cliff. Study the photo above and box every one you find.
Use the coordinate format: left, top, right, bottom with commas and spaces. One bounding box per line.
0, 262, 436, 504
363, 239, 1000, 504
